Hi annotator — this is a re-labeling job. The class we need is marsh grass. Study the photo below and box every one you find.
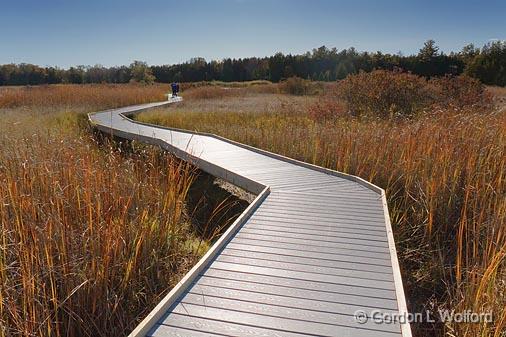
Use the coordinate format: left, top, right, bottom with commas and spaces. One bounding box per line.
0, 135, 199, 336
0, 83, 168, 109
0, 84, 227, 336
139, 89, 506, 337
181, 83, 279, 100
180, 80, 273, 90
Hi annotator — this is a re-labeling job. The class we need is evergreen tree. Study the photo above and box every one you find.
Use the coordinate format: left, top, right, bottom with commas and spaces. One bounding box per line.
419, 39, 440, 61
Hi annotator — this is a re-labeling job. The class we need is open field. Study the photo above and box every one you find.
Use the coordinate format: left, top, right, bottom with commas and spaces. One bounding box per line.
0, 84, 246, 336
138, 82, 506, 337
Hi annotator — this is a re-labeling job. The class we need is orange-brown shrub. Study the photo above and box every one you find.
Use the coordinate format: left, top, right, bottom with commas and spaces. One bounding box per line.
336, 70, 435, 118
311, 70, 492, 120
429, 74, 492, 110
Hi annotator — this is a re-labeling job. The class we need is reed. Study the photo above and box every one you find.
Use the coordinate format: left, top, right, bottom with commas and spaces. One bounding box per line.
0, 85, 203, 336
0, 83, 168, 109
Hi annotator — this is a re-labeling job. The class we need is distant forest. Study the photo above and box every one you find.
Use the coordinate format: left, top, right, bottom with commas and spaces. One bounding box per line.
1, 40, 505, 86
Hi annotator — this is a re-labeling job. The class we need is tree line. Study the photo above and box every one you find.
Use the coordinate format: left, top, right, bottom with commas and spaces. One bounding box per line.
1, 40, 505, 87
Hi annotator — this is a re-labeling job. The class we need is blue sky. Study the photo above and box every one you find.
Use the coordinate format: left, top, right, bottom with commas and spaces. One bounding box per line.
1, 0, 505, 68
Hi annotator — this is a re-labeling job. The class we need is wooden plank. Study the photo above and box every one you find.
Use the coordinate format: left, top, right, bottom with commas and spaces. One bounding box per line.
260, 203, 383, 218
271, 190, 381, 201
250, 172, 341, 182
154, 314, 295, 337
264, 200, 384, 215
195, 275, 399, 309
220, 247, 392, 272
203, 268, 397, 299
238, 227, 389, 246
224, 243, 392, 266
187, 284, 395, 327
246, 216, 387, 234
271, 180, 366, 191
268, 195, 377, 208
234, 164, 299, 175
285, 190, 379, 199
215, 254, 394, 281
286, 185, 378, 195
284, 183, 371, 193
243, 221, 388, 240
256, 190, 382, 205
209, 261, 395, 290
254, 206, 385, 223
234, 232, 390, 251
148, 323, 224, 337
249, 212, 386, 229
231, 237, 392, 260
182, 290, 400, 333
247, 170, 337, 181
166, 303, 400, 337
254, 207, 385, 223
246, 217, 388, 235
256, 176, 334, 185
259, 199, 384, 214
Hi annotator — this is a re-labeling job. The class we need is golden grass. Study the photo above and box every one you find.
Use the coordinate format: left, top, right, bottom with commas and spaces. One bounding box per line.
180, 80, 273, 90
181, 83, 279, 100
158, 92, 315, 116
488, 86, 506, 111
139, 90, 506, 337
0, 85, 211, 336
0, 83, 168, 109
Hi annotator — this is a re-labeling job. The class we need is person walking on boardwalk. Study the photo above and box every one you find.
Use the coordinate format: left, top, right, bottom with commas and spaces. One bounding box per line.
171, 82, 178, 97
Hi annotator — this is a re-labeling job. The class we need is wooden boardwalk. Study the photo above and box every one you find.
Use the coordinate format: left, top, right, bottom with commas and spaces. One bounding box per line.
89, 98, 411, 337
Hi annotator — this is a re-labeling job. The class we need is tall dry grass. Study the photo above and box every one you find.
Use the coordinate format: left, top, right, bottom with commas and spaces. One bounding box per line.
0, 83, 168, 109
181, 83, 278, 100
138, 87, 506, 337
0, 85, 211, 336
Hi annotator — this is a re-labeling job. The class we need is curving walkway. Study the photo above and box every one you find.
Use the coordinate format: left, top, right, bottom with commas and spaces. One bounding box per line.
88, 98, 411, 337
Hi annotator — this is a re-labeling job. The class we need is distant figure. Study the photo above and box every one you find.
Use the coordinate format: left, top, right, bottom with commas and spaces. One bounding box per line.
176, 82, 180, 96
171, 82, 178, 97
